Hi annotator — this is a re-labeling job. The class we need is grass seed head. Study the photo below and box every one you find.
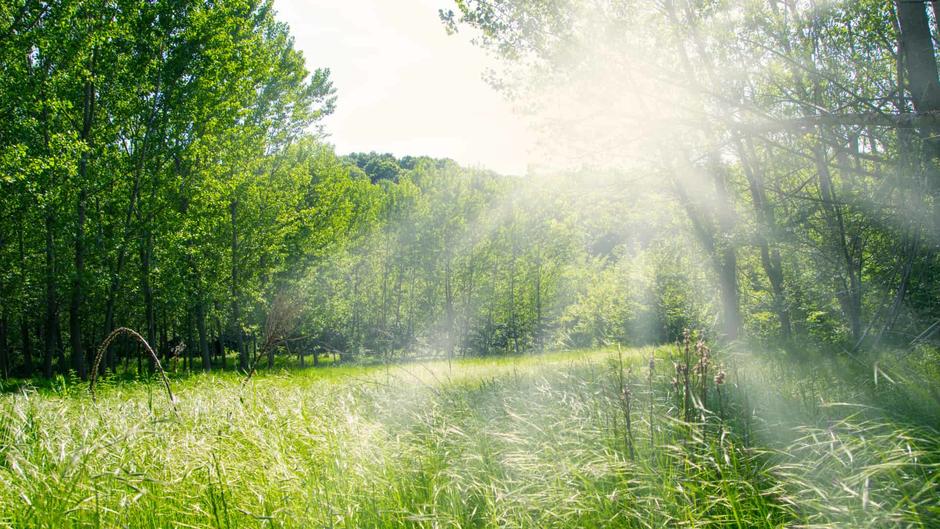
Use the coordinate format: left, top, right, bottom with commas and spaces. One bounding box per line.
714, 370, 726, 386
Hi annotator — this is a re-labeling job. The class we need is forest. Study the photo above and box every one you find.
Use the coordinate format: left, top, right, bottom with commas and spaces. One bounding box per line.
0, 0, 938, 527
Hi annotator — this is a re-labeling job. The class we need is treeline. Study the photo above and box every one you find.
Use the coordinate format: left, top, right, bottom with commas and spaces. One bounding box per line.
299, 161, 712, 360
299, 0, 940, 359
3, 0, 940, 380
0, 0, 359, 379
440, 0, 940, 350
303, 146, 940, 360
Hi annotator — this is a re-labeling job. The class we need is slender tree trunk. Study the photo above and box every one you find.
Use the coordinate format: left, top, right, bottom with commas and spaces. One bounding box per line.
69, 72, 95, 381
103, 161, 144, 373
717, 247, 740, 341
814, 143, 864, 343
380, 228, 391, 349
351, 265, 361, 354
407, 258, 417, 341
0, 229, 8, 376
43, 211, 58, 378
509, 234, 519, 355
159, 306, 168, 362
711, 157, 740, 341
215, 311, 227, 371
462, 252, 476, 355
0, 310, 8, 378
671, 165, 740, 342
21, 317, 32, 376
186, 310, 194, 371
662, 2, 741, 342
140, 230, 156, 373
737, 138, 791, 339
18, 222, 32, 376
231, 199, 247, 370
103, 295, 117, 372
196, 298, 210, 371
37, 71, 58, 378
395, 260, 404, 331
444, 254, 454, 361
877, 229, 918, 345
69, 184, 88, 379
534, 247, 543, 352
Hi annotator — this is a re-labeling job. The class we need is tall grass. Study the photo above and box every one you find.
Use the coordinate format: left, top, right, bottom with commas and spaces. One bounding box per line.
0, 346, 935, 528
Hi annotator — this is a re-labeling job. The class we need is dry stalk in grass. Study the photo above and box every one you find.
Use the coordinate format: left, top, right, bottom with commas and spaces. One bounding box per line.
682, 329, 692, 422
714, 368, 726, 434
89, 327, 176, 408
616, 347, 635, 460
648, 353, 655, 452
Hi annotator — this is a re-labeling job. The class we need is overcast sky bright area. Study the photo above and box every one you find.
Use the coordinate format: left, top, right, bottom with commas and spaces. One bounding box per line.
274, 0, 536, 175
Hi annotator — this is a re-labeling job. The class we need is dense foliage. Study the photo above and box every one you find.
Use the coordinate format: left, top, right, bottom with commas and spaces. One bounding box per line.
441, 0, 940, 350
0, 0, 349, 378
2, 0, 940, 382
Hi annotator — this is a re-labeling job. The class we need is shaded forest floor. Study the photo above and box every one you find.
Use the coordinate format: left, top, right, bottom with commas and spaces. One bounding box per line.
0, 346, 937, 528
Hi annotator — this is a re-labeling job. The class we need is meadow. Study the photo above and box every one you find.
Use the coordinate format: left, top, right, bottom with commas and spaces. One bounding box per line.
0, 344, 936, 529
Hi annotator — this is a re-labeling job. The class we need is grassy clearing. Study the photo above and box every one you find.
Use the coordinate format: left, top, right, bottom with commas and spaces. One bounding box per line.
0, 347, 936, 528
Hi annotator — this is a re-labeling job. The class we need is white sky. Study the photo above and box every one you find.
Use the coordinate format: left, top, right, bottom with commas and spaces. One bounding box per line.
274, 0, 535, 175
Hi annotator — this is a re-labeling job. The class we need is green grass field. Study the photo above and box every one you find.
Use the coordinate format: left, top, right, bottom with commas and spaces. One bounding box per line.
0, 347, 936, 528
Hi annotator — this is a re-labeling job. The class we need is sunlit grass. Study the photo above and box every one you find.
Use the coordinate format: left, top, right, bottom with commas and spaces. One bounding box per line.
0, 347, 935, 528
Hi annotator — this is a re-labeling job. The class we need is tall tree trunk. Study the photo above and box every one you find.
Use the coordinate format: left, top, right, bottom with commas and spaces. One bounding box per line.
462, 251, 476, 354
534, 245, 543, 352
69, 73, 95, 381
43, 211, 58, 378
196, 298, 210, 371
159, 306, 168, 362
737, 138, 791, 339
395, 260, 404, 332
814, 143, 864, 344
103, 157, 144, 373
662, 1, 742, 342
877, 229, 919, 345
186, 310, 194, 371
139, 230, 156, 372
18, 221, 32, 376
717, 246, 740, 341
102, 67, 159, 373
509, 225, 519, 355
895, 0, 940, 232
711, 157, 740, 341
0, 230, 7, 376
102, 293, 117, 372
895, 1, 940, 117
215, 310, 227, 370
444, 254, 454, 361
671, 162, 740, 342
69, 184, 88, 379
40, 77, 58, 378
231, 199, 247, 370
0, 309, 8, 378
20, 317, 32, 376
351, 265, 360, 355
